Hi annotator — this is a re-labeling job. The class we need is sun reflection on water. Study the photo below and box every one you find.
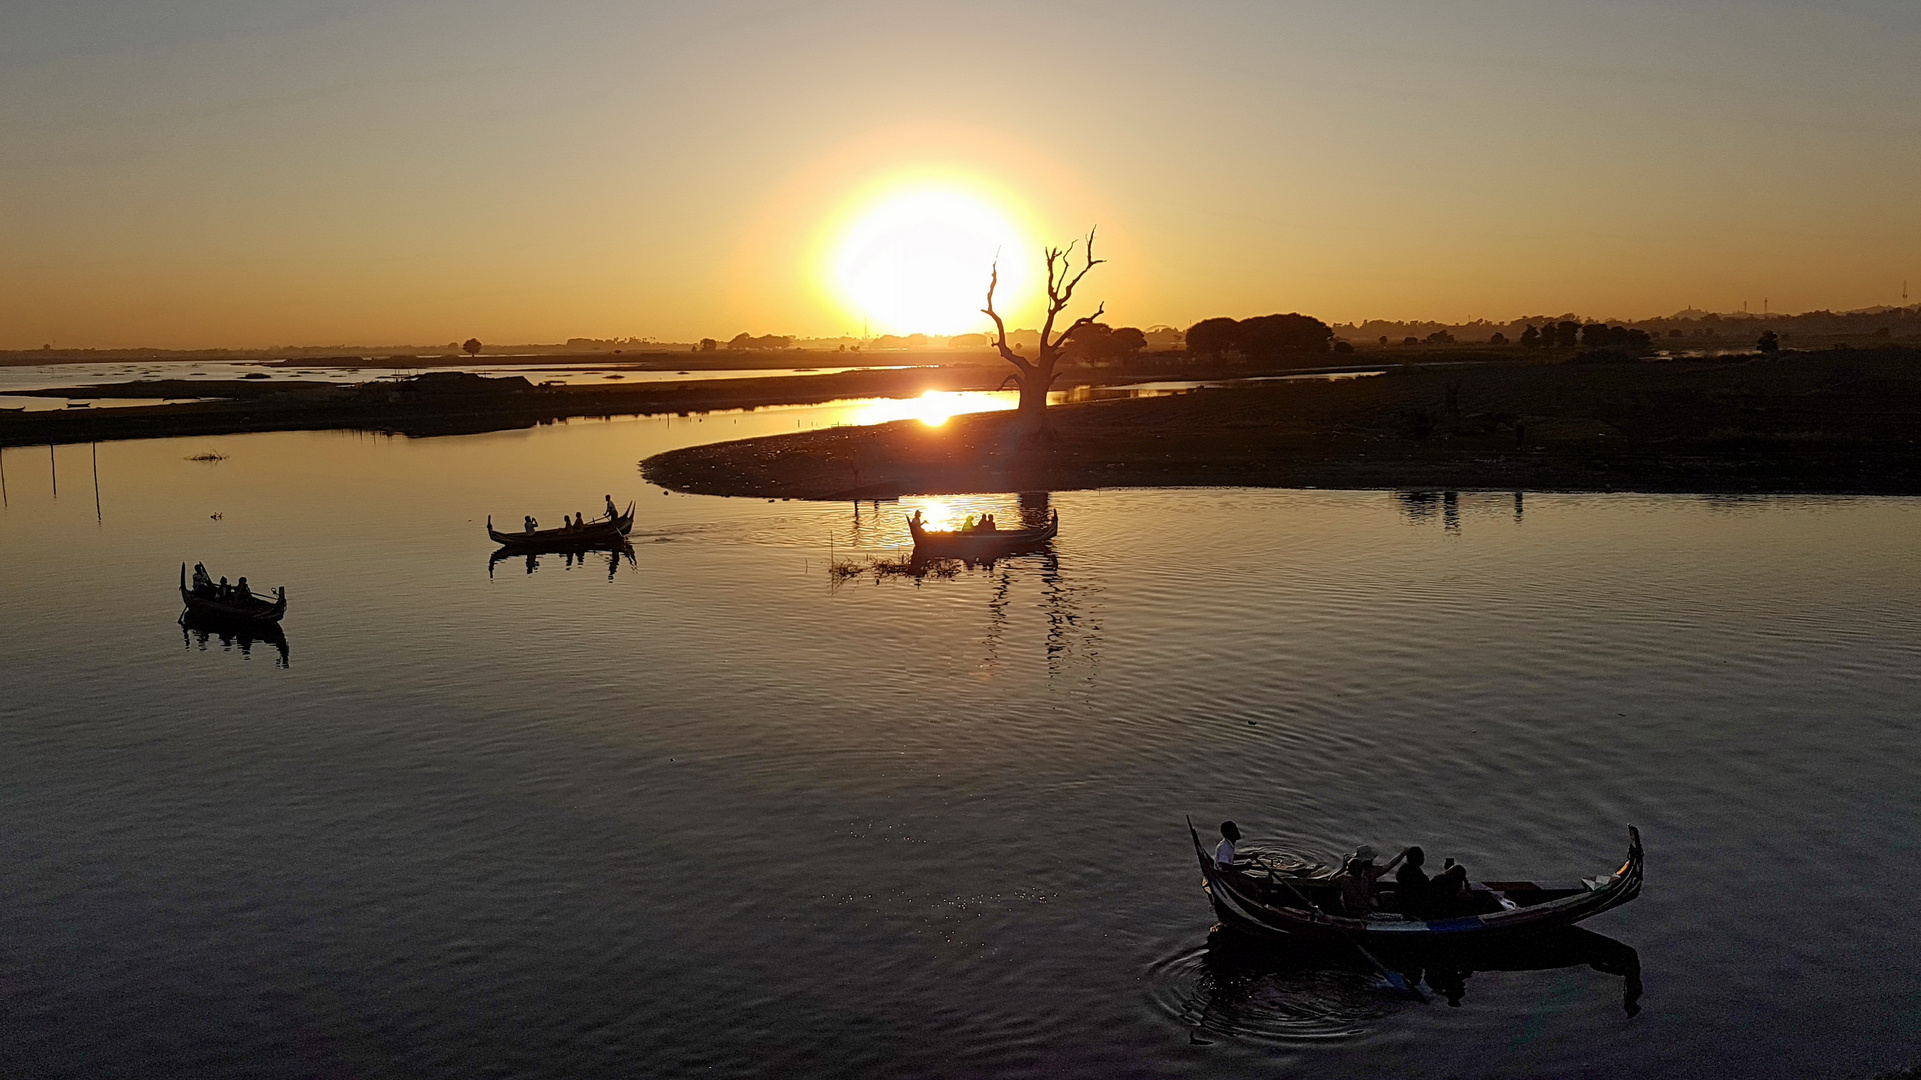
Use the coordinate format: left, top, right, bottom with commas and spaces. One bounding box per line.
844, 389, 1018, 428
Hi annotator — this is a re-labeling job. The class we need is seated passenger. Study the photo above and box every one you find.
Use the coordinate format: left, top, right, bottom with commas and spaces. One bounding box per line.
981, 514, 997, 531
1214, 820, 1242, 869
1333, 845, 1407, 916
217, 576, 230, 600
235, 577, 253, 601
525, 516, 537, 534
1396, 846, 1468, 917
192, 563, 215, 597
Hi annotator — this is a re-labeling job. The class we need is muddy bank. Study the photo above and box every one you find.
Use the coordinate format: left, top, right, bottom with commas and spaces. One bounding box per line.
642, 348, 1921, 498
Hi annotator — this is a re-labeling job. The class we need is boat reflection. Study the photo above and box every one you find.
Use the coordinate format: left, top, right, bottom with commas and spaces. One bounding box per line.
835, 492, 1100, 679
1177, 925, 1642, 1041
488, 541, 636, 580
179, 612, 290, 667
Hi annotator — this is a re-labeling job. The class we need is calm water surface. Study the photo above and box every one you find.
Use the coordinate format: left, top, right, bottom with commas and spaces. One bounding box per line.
3, 409, 1919, 1079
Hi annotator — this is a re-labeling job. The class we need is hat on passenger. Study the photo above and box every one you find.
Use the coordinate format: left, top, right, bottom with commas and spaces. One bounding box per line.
1352, 845, 1378, 863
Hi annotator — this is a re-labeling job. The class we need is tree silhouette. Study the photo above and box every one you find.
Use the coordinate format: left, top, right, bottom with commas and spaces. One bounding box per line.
463, 338, 482, 358
1757, 329, 1780, 354
984, 228, 1105, 427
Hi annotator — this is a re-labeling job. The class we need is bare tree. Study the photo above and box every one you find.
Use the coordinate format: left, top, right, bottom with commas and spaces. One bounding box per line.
983, 228, 1105, 428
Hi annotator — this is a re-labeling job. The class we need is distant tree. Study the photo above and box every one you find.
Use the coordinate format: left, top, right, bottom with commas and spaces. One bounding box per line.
1185, 317, 1241, 356
698, 338, 718, 352
983, 227, 1107, 427
726, 333, 755, 350
1757, 330, 1780, 354
1424, 330, 1455, 345
1185, 314, 1332, 359
1554, 321, 1583, 348
1378, 335, 1389, 346
1489, 332, 1509, 345
1402, 336, 1420, 346
1239, 313, 1334, 357
1064, 323, 1148, 365
1333, 339, 1355, 354
1580, 324, 1612, 348
463, 338, 482, 358
1519, 325, 1541, 347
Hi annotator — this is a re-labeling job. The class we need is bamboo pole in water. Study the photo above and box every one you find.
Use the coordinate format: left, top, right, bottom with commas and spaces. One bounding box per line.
93, 442, 101, 521
1, 446, 8, 507
48, 443, 56, 497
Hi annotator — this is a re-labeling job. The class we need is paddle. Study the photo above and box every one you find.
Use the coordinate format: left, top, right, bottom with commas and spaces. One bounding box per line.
1266, 864, 1423, 1000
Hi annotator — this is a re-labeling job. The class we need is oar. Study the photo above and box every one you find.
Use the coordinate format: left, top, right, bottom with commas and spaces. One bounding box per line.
1272, 875, 1422, 1000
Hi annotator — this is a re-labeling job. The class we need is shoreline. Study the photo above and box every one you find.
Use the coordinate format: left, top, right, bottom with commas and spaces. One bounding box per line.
8, 347, 1921, 500
0, 366, 1024, 448
642, 347, 1921, 500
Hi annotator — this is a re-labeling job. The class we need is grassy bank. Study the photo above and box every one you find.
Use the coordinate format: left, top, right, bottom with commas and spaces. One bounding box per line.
641, 347, 1921, 498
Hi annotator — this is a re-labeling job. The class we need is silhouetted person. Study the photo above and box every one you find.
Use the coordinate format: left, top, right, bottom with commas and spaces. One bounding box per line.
192, 563, 214, 596
218, 576, 229, 600
605, 494, 618, 520
1215, 820, 1242, 868
575, 512, 585, 528
524, 515, 537, 534
1397, 846, 1468, 917
235, 577, 252, 601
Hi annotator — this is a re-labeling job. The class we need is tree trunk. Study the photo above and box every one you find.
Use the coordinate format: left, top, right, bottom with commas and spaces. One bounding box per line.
1015, 367, 1052, 428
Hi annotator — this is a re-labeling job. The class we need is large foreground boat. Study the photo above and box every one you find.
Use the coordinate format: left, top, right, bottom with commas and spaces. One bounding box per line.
179, 563, 287, 623
488, 502, 634, 549
906, 509, 1058, 557
1189, 822, 1642, 944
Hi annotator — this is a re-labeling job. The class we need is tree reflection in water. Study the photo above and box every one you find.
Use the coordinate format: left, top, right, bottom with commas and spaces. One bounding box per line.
178, 613, 290, 668
1174, 925, 1642, 1044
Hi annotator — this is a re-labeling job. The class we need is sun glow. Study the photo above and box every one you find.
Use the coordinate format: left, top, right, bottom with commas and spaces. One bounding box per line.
831, 186, 1035, 337
844, 389, 1018, 428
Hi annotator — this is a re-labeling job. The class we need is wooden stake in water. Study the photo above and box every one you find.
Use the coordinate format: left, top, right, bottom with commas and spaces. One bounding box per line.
1, 445, 8, 507
48, 443, 56, 497
93, 442, 101, 522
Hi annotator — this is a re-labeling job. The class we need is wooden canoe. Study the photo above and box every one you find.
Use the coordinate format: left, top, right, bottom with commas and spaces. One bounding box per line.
179, 563, 287, 623
488, 502, 634, 549
1188, 821, 1642, 944
906, 509, 1058, 557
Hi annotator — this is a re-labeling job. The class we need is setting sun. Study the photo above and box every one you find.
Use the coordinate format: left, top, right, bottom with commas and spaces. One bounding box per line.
830, 186, 1034, 337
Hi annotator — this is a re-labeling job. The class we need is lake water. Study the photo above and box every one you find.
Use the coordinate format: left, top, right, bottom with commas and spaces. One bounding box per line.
4, 407, 1920, 1079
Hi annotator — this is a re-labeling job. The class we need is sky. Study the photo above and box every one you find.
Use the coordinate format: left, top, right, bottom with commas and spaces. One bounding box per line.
2, 0, 1917, 349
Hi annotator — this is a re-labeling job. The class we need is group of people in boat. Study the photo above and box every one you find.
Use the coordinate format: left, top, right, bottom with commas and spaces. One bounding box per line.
960, 513, 999, 533
1213, 820, 1473, 919
524, 495, 621, 535
190, 562, 258, 604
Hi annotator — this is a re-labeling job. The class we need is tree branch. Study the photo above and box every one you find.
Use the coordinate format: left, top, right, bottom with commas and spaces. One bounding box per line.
982, 259, 1033, 373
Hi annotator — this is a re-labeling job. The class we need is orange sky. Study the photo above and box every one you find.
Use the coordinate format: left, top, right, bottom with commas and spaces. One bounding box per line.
3, 1, 1917, 349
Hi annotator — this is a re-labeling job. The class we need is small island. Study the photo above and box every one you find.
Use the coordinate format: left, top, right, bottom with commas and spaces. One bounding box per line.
643, 345, 1921, 498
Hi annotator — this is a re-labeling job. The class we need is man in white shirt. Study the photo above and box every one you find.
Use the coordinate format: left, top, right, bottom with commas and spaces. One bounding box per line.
1214, 821, 1242, 868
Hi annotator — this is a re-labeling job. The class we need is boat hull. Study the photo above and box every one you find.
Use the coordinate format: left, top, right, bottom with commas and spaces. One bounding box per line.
907, 510, 1058, 557
1191, 823, 1642, 944
179, 563, 286, 623
488, 504, 634, 550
